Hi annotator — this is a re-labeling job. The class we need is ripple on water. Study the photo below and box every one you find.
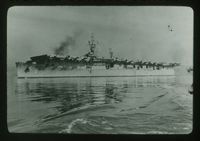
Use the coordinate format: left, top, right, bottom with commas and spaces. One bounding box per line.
8, 76, 193, 134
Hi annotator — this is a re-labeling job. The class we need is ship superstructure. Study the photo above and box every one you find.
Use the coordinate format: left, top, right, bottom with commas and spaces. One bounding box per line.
16, 34, 180, 78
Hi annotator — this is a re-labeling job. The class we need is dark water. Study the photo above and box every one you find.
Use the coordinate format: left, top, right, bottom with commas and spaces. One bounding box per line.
7, 74, 193, 134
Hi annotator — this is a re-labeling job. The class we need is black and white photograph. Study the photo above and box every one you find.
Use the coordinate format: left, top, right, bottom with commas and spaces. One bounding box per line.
7, 6, 193, 134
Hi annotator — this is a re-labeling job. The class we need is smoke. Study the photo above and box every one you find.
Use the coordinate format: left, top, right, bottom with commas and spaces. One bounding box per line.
54, 30, 83, 56
54, 36, 75, 56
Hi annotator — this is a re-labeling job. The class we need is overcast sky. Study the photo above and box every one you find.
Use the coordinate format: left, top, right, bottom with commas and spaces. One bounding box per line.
7, 6, 193, 67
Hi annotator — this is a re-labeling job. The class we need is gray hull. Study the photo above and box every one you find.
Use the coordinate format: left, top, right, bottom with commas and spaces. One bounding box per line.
16, 66, 175, 78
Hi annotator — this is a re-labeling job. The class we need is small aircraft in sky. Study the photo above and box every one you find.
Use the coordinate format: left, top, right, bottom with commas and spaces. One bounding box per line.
168, 25, 174, 32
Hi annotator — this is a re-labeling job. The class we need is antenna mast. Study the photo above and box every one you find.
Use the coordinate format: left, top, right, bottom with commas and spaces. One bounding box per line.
88, 33, 96, 54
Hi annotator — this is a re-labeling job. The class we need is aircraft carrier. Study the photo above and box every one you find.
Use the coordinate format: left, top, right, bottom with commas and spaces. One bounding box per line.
16, 34, 180, 78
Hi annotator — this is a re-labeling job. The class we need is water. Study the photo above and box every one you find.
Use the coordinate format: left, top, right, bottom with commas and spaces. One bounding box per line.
7, 74, 193, 134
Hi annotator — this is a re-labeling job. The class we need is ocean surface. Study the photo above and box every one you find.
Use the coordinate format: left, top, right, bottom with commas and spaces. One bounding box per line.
7, 71, 193, 134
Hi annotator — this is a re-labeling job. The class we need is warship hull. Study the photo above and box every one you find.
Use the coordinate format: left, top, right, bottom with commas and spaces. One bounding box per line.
16, 66, 175, 78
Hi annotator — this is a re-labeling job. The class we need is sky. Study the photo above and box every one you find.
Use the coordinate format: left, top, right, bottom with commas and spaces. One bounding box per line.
7, 6, 193, 67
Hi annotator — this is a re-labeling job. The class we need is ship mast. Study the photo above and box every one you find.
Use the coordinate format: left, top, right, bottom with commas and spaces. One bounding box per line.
88, 33, 96, 55
109, 48, 113, 59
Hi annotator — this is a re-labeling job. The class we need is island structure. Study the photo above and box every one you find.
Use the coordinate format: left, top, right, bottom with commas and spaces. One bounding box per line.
16, 34, 180, 78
